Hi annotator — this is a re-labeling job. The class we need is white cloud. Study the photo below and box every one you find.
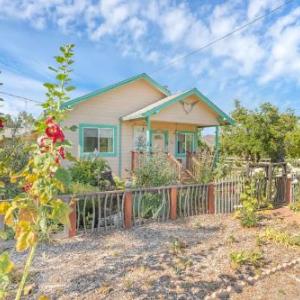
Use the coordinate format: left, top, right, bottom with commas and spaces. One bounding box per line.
260, 6, 300, 83
247, 0, 283, 19
0, 0, 299, 86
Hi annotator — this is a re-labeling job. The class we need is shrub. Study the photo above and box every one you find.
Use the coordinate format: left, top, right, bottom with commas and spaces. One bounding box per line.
134, 153, 177, 187
289, 201, 300, 212
239, 181, 259, 227
69, 157, 111, 190
230, 250, 263, 269
68, 182, 100, 194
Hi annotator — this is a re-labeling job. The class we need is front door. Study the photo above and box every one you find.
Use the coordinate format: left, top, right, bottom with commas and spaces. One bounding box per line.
152, 131, 166, 152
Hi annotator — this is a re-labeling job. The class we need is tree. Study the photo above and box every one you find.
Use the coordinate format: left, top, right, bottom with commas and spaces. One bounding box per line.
222, 100, 298, 162
285, 123, 300, 158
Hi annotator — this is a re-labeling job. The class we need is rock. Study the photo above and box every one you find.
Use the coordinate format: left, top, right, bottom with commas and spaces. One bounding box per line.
226, 285, 232, 293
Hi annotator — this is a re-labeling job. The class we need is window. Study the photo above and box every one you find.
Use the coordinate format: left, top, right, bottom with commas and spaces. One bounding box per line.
81, 124, 116, 156
176, 132, 195, 156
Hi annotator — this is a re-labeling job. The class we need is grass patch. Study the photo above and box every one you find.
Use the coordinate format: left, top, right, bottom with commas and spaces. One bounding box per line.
230, 249, 264, 269
259, 228, 300, 247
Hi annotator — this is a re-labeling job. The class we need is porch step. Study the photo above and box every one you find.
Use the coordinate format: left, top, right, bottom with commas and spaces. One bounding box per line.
180, 169, 196, 183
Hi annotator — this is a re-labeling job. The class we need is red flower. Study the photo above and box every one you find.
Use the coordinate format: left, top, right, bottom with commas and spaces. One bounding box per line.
0, 118, 4, 129
37, 135, 50, 153
57, 146, 65, 159
45, 116, 55, 125
45, 123, 65, 143
23, 183, 32, 193
55, 155, 60, 165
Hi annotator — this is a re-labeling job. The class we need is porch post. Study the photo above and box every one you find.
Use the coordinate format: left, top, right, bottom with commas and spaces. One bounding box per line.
213, 126, 220, 167
146, 116, 151, 152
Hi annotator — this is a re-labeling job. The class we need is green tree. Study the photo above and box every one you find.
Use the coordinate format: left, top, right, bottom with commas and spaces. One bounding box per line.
285, 123, 300, 158
222, 101, 298, 162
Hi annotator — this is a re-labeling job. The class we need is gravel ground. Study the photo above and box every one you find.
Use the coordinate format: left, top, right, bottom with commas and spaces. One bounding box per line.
3, 211, 300, 299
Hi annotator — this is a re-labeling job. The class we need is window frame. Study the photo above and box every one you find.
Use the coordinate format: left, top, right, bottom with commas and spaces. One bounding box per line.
79, 123, 118, 157
175, 130, 196, 157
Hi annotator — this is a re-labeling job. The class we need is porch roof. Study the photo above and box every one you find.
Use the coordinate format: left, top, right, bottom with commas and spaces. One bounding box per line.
121, 88, 235, 125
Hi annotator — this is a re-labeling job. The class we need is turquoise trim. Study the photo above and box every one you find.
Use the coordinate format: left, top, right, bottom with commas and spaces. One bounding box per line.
118, 120, 122, 177
146, 116, 151, 152
150, 130, 168, 152
143, 88, 235, 125
175, 130, 196, 157
61, 73, 170, 109
79, 123, 118, 157
213, 126, 220, 168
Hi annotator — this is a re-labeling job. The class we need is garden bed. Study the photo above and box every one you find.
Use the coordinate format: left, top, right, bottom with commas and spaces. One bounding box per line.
3, 210, 300, 299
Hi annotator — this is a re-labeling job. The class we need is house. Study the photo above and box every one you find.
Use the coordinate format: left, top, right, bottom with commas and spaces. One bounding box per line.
62, 73, 234, 179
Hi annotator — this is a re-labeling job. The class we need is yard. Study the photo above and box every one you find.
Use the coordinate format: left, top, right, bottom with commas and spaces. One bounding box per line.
3, 209, 300, 299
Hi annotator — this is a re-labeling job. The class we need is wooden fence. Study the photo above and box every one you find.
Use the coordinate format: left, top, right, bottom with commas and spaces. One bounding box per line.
61, 177, 249, 237
214, 176, 244, 214
291, 173, 300, 204
1, 175, 293, 237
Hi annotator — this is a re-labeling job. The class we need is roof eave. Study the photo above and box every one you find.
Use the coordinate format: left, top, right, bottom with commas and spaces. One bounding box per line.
61, 73, 171, 109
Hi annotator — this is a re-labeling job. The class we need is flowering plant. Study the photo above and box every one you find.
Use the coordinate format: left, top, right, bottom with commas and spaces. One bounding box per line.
0, 44, 75, 299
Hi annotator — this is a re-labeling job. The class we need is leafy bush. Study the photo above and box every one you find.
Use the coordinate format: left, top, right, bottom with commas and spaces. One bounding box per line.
230, 250, 263, 269
239, 181, 259, 227
113, 176, 125, 190
134, 153, 177, 187
289, 201, 300, 212
69, 157, 111, 190
0, 112, 34, 198
68, 182, 100, 194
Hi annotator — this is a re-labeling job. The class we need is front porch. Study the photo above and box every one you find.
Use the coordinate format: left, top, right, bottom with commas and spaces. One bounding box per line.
127, 119, 219, 182
121, 88, 233, 181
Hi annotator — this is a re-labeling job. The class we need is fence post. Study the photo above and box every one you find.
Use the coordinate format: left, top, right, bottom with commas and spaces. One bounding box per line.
68, 199, 77, 237
208, 183, 215, 214
170, 186, 177, 220
285, 177, 292, 204
124, 190, 133, 229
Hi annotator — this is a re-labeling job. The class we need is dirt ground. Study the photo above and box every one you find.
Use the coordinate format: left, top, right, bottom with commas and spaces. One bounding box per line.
3, 208, 300, 299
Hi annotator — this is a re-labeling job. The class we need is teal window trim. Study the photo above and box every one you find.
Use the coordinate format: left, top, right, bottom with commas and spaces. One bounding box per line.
150, 130, 169, 152
79, 123, 118, 158
175, 130, 196, 157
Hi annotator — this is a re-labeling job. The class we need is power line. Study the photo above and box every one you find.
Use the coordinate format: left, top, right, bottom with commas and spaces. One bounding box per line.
150, 0, 295, 75
0, 91, 42, 104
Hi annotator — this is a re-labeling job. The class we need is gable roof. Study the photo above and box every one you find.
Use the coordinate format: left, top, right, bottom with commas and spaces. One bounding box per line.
122, 88, 235, 125
61, 73, 170, 109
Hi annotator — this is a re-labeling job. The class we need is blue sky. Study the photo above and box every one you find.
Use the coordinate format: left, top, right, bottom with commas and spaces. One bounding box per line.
0, 0, 300, 117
